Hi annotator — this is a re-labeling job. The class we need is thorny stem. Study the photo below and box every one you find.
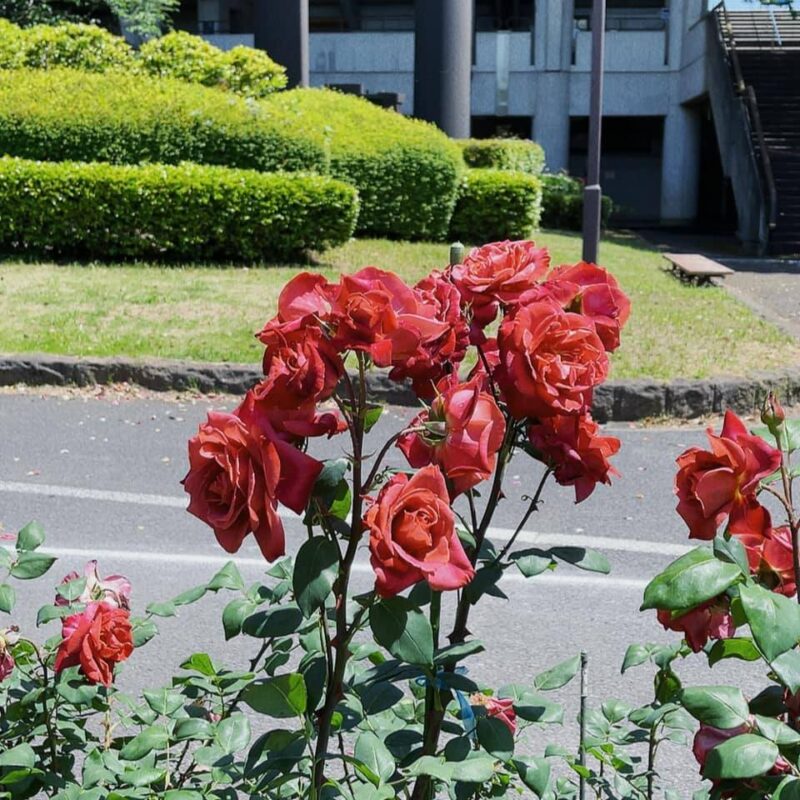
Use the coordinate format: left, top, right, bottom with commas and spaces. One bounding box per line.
362, 426, 425, 493
772, 424, 800, 604
646, 726, 658, 800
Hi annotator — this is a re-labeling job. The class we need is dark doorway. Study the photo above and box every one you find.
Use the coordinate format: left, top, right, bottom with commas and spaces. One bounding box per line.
569, 116, 664, 224
696, 100, 738, 234
471, 116, 533, 139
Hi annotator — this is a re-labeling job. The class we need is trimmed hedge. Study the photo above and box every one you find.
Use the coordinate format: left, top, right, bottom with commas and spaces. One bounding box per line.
0, 69, 325, 173
262, 89, 464, 241
458, 138, 545, 176
0, 157, 359, 261
541, 173, 613, 230
449, 168, 543, 243
21, 21, 135, 72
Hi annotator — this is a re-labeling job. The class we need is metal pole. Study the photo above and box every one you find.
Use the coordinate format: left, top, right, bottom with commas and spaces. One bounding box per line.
253, 0, 309, 88
582, 0, 606, 264
579, 650, 588, 800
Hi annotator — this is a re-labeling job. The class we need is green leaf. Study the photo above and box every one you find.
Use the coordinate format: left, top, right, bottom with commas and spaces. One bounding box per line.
476, 717, 514, 760
621, 644, 651, 673
514, 757, 551, 797
146, 601, 177, 618
450, 755, 496, 783
206, 561, 245, 591
641, 548, 742, 611
753, 419, 800, 453
463, 564, 506, 604
171, 585, 207, 606
508, 691, 563, 724
243, 673, 307, 718
434, 640, 484, 667
534, 654, 581, 691
680, 686, 750, 729
754, 714, 800, 745
243, 606, 303, 638
713, 534, 749, 577
707, 637, 761, 666
120, 726, 169, 760
173, 718, 213, 741
293, 537, 339, 618
215, 713, 251, 754
222, 598, 255, 641
0, 547, 10, 570
36, 603, 75, 627
740, 583, 800, 662
364, 404, 383, 433
550, 546, 610, 574
163, 792, 205, 800
513, 552, 553, 578
354, 732, 395, 785
131, 618, 158, 648
703, 733, 779, 780
772, 649, 800, 694
0, 743, 34, 768
311, 458, 352, 520
10, 551, 57, 580
181, 652, 217, 676
774, 778, 800, 800
142, 688, 183, 717
16, 521, 45, 552
0, 584, 15, 614
406, 756, 453, 781
369, 596, 434, 667
56, 577, 87, 603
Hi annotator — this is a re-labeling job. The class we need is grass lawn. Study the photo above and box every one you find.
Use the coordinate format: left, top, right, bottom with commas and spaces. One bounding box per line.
0, 230, 797, 381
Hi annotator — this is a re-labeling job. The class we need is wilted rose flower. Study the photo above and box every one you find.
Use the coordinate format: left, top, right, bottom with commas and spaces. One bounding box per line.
397, 377, 506, 497
56, 561, 131, 610
496, 299, 608, 419
546, 262, 631, 351
675, 411, 780, 540
739, 526, 796, 596
55, 602, 133, 687
693, 722, 790, 777
528, 412, 620, 502
450, 239, 550, 331
389, 271, 470, 400
657, 596, 735, 652
471, 693, 517, 735
183, 409, 322, 561
0, 626, 18, 682
365, 465, 474, 597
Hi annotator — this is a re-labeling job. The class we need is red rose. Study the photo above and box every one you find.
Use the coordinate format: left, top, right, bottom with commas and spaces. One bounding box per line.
528, 412, 620, 502
257, 272, 333, 340
54, 601, 133, 687
657, 596, 735, 652
496, 300, 609, 419
450, 240, 550, 330
546, 262, 631, 352
252, 326, 345, 440
739, 526, 796, 596
389, 271, 470, 400
471, 694, 517, 735
693, 724, 750, 772
365, 465, 475, 597
675, 411, 780, 540
182, 409, 322, 561
397, 377, 506, 496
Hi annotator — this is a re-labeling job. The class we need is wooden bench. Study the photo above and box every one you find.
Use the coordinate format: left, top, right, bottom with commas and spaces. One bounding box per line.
662, 253, 735, 286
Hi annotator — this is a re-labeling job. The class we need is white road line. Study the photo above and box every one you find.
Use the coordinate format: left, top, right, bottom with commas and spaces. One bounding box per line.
0, 479, 689, 558
39, 545, 647, 590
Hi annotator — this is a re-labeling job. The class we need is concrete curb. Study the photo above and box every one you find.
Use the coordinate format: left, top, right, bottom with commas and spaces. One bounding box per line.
2, 353, 799, 422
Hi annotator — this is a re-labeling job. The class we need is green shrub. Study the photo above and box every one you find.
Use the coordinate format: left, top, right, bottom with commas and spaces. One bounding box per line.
0, 157, 358, 261
458, 138, 545, 176
449, 168, 543, 243
22, 22, 135, 71
0, 69, 325, 173
540, 172, 613, 230
0, 18, 25, 67
262, 89, 463, 241
220, 45, 287, 97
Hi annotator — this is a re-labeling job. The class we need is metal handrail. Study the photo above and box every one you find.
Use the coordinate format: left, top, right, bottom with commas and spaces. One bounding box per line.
715, 2, 778, 230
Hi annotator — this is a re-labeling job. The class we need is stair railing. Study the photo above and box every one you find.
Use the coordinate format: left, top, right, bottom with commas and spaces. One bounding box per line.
716, 2, 778, 232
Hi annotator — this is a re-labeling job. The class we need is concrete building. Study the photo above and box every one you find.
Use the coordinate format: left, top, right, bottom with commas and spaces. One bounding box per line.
174, 1, 800, 251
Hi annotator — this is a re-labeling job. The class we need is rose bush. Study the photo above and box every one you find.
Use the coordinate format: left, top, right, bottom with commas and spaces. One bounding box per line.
0, 238, 658, 799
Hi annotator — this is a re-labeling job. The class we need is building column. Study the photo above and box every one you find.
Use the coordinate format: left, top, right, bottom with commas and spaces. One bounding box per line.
534, 73, 571, 171
253, 0, 309, 88
413, 0, 473, 138
660, 104, 701, 223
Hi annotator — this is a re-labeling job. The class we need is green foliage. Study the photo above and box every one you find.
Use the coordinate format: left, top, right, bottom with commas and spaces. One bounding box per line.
0, 68, 324, 172
0, 0, 106, 26
540, 172, 613, 231
449, 168, 543, 244
262, 88, 464, 240
458, 138, 545, 176
107, 0, 179, 39
0, 157, 358, 261
21, 21, 134, 71
138, 32, 287, 97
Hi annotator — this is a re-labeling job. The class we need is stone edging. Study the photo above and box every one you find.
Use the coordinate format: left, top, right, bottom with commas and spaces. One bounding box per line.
1, 353, 799, 422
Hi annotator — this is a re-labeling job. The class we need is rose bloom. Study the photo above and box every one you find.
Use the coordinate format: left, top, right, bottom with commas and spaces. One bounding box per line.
398, 377, 506, 497
0, 627, 18, 682
183, 409, 322, 561
257, 272, 333, 340
545, 262, 631, 352
528, 412, 620, 503
675, 410, 781, 540
657, 596, 735, 653
496, 299, 609, 420
365, 465, 475, 597
389, 271, 470, 400
471, 693, 517, 735
56, 561, 131, 610
450, 240, 550, 330
693, 723, 790, 778
739, 526, 796, 596
328, 267, 449, 367
55, 601, 134, 687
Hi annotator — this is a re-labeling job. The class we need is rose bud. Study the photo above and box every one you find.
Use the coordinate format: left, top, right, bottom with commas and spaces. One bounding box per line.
761, 391, 786, 436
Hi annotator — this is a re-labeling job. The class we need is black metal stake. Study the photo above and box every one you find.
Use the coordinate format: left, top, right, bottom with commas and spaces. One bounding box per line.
582, 0, 606, 264
579, 650, 588, 800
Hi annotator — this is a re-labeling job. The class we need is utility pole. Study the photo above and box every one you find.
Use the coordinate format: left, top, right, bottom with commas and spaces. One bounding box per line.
582, 0, 606, 263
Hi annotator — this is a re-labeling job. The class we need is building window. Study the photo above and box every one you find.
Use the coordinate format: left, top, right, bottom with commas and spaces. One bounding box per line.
574, 0, 668, 31
309, 0, 415, 32
475, 0, 534, 31
471, 116, 533, 139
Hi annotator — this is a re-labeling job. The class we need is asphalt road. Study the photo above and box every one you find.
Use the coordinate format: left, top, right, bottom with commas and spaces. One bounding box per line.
0, 391, 769, 788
